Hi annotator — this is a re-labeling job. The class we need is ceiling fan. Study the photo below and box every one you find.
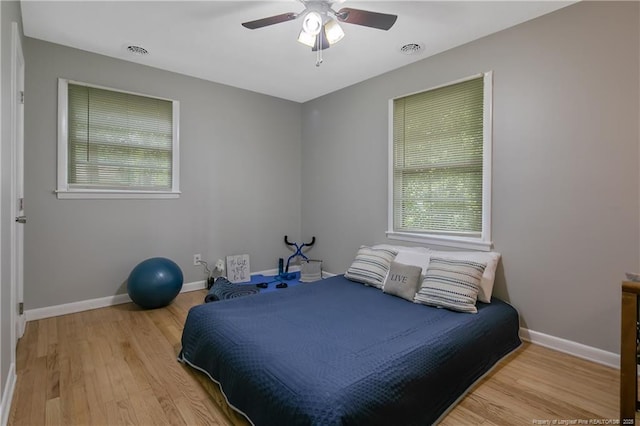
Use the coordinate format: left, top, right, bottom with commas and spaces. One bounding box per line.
242, 1, 398, 66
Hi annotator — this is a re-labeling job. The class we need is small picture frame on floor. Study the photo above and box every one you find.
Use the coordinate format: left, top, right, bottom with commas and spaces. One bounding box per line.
226, 254, 250, 283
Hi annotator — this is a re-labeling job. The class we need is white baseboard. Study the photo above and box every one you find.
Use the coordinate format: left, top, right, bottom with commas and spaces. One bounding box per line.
182, 280, 207, 292
254, 265, 300, 276
519, 327, 619, 369
253, 266, 336, 279
25, 280, 206, 322
0, 363, 16, 426
22, 277, 622, 371
23, 266, 325, 322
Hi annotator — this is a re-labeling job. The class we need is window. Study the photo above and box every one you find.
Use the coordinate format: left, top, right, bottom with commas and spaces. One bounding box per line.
57, 79, 180, 199
387, 72, 492, 251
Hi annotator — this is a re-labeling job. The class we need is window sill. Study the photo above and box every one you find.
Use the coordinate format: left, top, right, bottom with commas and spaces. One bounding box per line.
386, 231, 493, 252
55, 190, 181, 200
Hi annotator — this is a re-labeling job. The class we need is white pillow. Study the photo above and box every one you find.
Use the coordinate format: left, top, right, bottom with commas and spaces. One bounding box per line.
393, 251, 431, 275
372, 244, 431, 273
429, 250, 501, 304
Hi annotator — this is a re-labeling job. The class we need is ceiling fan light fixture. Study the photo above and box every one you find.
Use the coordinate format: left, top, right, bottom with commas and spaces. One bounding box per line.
302, 11, 323, 36
241, 2, 399, 65
324, 19, 344, 45
297, 29, 316, 47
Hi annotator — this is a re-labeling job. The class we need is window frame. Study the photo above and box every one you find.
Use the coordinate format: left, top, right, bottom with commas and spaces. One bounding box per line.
386, 71, 493, 251
56, 78, 181, 199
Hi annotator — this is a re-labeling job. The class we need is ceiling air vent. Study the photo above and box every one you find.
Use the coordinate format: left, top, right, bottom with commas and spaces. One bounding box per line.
400, 43, 423, 55
127, 45, 149, 56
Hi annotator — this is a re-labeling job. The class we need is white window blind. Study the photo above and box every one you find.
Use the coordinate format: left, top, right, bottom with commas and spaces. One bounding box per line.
392, 75, 487, 239
67, 83, 174, 191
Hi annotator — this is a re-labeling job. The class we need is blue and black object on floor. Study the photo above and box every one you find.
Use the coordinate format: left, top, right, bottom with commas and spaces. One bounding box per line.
204, 271, 304, 303
280, 235, 315, 280
204, 277, 260, 302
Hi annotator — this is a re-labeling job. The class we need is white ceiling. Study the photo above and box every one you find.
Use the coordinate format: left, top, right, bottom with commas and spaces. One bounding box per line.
21, 1, 573, 103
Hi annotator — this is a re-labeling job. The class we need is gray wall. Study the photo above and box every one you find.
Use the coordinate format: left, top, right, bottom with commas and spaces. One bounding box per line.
24, 39, 302, 310
0, 0, 22, 409
18, 1, 640, 356
301, 1, 639, 354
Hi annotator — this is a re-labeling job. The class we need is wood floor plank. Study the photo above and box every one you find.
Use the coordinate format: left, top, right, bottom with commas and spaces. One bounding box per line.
8, 289, 631, 425
155, 392, 189, 426
35, 320, 49, 358
21, 321, 39, 369
103, 399, 124, 426
440, 403, 496, 426
82, 339, 117, 405
8, 354, 35, 426
55, 357, 72, 426
115, 398, 140, 426
139, 388, 176, 425
117, 338, 153, 394
28, 356, 47, 426
104, 356, 130, 403
83, 371, 109, 424
69, 382, 91, 426
174, 396, 202, 426
45, 317, 58, 346
44, 397, 62, 426
125, 391, 157, 425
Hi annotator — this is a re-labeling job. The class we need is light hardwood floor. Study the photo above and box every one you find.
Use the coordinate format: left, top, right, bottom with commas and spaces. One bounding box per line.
8, 289, 626, 425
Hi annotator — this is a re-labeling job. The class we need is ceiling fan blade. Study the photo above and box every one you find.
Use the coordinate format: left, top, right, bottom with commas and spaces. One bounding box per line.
242, 12, 297, 30
311, 29, 331, 52
336, 7, 397, 31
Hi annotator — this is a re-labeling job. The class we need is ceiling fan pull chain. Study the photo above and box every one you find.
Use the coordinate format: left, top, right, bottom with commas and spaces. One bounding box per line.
315, 38, 323, 67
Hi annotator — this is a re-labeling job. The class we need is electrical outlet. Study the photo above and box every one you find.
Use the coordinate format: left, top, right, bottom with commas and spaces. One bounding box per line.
193, 254, 202, 266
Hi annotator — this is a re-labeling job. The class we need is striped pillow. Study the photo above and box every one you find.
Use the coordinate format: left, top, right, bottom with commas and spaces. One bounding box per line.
414, 257, 486, 313
344, 246, 398, 289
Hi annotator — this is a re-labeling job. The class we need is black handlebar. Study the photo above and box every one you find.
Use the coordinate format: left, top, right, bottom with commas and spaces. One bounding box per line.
284, 235, 316, 247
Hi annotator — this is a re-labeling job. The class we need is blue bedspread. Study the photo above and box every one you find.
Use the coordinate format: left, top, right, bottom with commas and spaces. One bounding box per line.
179, 274, 520, 425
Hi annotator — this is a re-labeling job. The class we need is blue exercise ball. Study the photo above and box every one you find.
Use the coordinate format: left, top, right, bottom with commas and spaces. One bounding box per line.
128, 257, 184, 309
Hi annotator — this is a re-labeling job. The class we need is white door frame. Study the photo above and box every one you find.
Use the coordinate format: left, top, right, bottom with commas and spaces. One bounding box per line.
10, 21, 25, 355
0, 4, 3, 406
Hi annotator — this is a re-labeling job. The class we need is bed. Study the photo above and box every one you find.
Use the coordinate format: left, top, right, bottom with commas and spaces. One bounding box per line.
179, 274, 520, 425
